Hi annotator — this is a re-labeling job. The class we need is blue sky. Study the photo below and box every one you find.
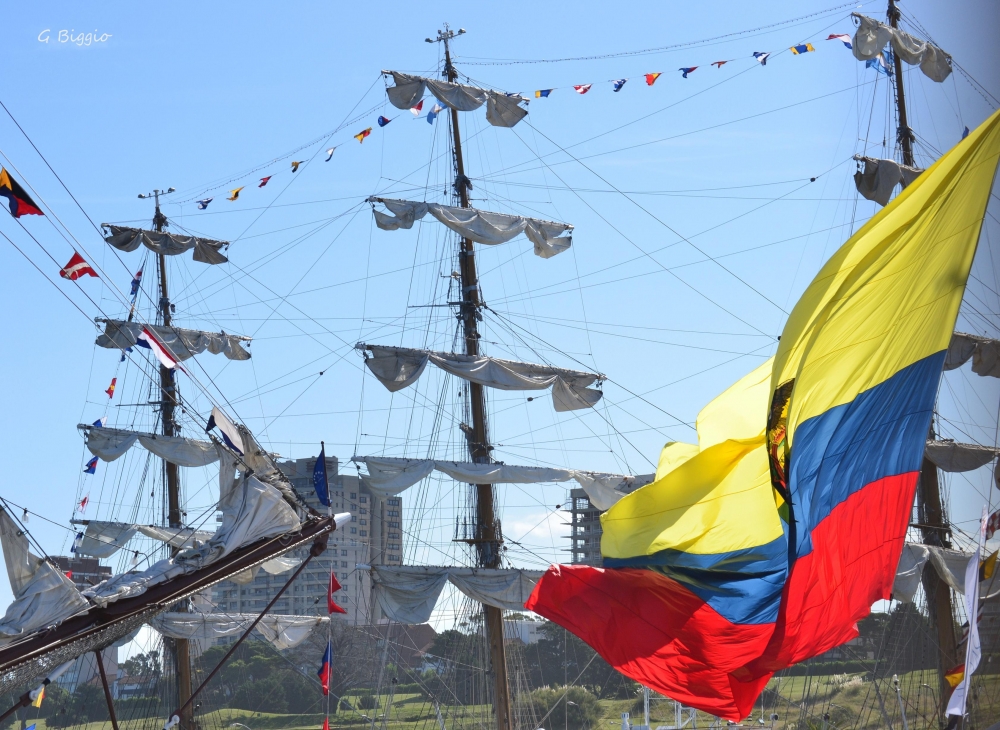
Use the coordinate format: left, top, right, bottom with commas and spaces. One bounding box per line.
1, 1, 998, 617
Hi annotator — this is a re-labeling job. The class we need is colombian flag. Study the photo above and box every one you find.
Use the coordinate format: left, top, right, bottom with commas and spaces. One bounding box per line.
317, 639, 332, 695
527, 108, 1000, 720
0, 168, 43, 218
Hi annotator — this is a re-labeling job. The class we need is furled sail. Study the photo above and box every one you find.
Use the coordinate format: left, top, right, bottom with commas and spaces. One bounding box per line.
892, 543, 999, 602
149, 612, 326, 650
352, 456, 652, 510
103, 224, 228, 265
96, 319, 251, 362
924, 439, 999, 473
852, 13, 952, 82
853, 156, 923, 206
383, 71, 528, 127
356, 343, 603, 411
0, 509, 90, 643
945, 332, 1000, 377
81, 425, 219, 467
372, 565, 544, 624
369, 197, 573, 258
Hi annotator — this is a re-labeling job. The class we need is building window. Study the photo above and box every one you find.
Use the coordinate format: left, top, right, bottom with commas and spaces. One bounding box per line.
350, 503, 358, 511
341, 561, 347, 567
350, 492, 357, 499
388, 554, 400, 562
361, 508, 368, 515
351, 515, 357, 522
360, 530, 368, 537
388, 510, 400, 517
388, 543, 400, 550
387, 498, 400, 506
341, 550, 347, 556
360, 519, 367, 525
360, 495, 368, 503
389, 532, 400, 539
350, 527, 357, 534
388, 522, 400, 529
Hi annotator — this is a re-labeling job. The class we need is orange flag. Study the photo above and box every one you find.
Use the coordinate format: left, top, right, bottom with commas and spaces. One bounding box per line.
354, 128, 372, 143
645, 72, 662, 86
105, 377, 117, 399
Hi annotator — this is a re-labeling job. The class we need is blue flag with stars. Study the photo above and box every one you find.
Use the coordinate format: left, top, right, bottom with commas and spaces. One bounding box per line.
313, 443, 330, 507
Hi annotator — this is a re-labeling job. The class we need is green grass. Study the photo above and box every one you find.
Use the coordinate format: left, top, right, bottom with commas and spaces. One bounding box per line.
21, 672, 1000, 730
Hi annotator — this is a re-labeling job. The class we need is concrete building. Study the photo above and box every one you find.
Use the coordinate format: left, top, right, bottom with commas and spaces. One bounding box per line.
211, 454, 402, 628
565, 488, 604, 566
50, 556, 117, 692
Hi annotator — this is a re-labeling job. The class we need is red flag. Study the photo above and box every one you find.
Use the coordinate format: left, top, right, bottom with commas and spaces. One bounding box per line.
105, 377, 117, 399
573, 84, 592, 94
712, 60, 729, 68
259, 176, 272, 187
410, 100, 424, 115
645, 72, 662, 86
322, 719, 329, 730
328, 570, 347, 614
78, 494, 89, 513
60, 252, 98, 280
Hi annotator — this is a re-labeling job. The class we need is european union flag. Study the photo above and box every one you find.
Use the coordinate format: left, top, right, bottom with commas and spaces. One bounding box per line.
313, 443, 330, 507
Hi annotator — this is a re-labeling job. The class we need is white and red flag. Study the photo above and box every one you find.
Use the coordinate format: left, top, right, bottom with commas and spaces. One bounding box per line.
137, 327, 184, 372
59, 252, 98, 280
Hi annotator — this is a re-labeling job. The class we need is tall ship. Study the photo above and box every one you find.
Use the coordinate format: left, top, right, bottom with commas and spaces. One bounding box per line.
0, 4, 998, 730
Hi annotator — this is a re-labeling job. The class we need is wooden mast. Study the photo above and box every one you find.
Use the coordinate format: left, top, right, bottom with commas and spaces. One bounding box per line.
150, 190, 194, 730
435, 26, 514, 730
886, 2, 957, 722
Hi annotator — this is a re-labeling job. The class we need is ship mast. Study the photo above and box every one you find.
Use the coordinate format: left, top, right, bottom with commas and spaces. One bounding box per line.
431, 25, 514, 730
885, 1, 958, 720
141, 188, 194, 730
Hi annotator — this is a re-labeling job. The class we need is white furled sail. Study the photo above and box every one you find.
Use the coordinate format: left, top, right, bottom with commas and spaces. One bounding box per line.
372, 566, 544, 624
76, 521, 138, 559
96, 319, 251, 362
945, 332, 1000, 377
81, 425, 219, 467
149, 612, 326, 650
924, 439, 999, 472
369, 197, 573, 258
103, 224, 228, 265
852, 13, 952, 82
0, 509, 89, 643
892, 543, 998, 602
352, 455, 652, 509
356, 343, 603, 411
853, 156, 923, 206
383, 71, 528, 127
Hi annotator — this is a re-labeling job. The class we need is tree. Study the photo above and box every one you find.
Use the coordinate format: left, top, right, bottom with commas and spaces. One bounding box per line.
524, 686, 600, 730
522, 621, 623, 697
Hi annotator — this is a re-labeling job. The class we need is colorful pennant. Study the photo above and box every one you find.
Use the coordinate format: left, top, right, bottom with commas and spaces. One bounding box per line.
83, 458, 98, 475
712, 60, 729, 68
790, 43, 815, 55
105, 377, 116, 398
573, 84, 592, 94
410, 100, 424, 115
328, 568, 347, 614
291, 161, 302, 172
645, 72, 662, 86
535, 89, 553, 98
427, 104, 443, 124
228, 187, 244, 201
753, 52, 771, 65
325, 148, 336, 161
196, 198, 212, 210
826, 34, 852, 49
612, 79, 627, 92
0, 168, 43, 218
354, 127, 372, 143
259, 176, 272, 188
377, 116, 392, 127
679, 67, 698, 78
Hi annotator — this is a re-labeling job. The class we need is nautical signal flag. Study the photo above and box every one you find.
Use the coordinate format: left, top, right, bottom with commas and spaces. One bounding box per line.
790, 43, 815, 55
228, 187, 244, 201
59, 252, 98, 280
130, 268, 143, 297
612, 79, 627, 92
377, 116, 392, 127
679, 67, 697, 78
259, 176, 272, 187
753, 52, 771, 65
644, 73, 661, 86
867, 51, 893, 76
317, 640, 332, 695
979, 549, 999, 582
92, 417, 107, 428
105, 377, 117, 399
328, 569, 347, 614
206, 406, 245, 456
313, 443, 330, 507
827, 34, 853, 49
71, 531, 84, 553
945, 663, 965, 689
196, 198, 212, 210
427, 104, 443, 124
573, 84, 592, 94
535, 89, 552, 98
325, 148, 336, 162
0, 169, 43, 218
83, 458, 98, 475
355, 127, 372, 143
410, 100, 423, 115
78, 494, 90, 513
291, 161, 302, 172
138, 327, 183, 372
30, 687, 44, 709
986, 509, 1000, 540
711, 60, 729, 68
